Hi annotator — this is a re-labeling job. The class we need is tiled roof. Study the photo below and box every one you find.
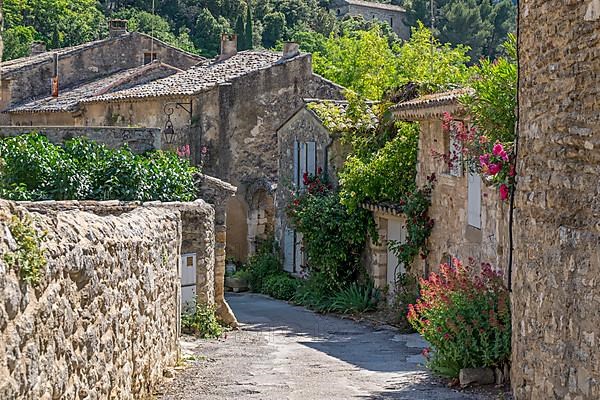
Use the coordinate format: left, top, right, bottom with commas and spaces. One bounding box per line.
0, 32, 203, 77
82, 51, 298, 103
361, 201, 405, 217
7, 62, 182, 114
346, 0, 406, 13
391, 88, 474, 120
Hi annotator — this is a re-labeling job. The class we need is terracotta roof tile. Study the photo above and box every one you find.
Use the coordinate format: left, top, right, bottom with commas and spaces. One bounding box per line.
391, 88, 474, 120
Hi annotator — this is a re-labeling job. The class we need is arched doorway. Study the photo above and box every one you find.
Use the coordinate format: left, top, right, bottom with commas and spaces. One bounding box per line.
226, 196, 249, 263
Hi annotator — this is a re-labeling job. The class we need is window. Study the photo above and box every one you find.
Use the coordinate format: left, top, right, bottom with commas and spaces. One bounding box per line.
293, 140, 317, 188
467, 173, 482, 229
390, 17, 394, 27
144, 52, 157, 64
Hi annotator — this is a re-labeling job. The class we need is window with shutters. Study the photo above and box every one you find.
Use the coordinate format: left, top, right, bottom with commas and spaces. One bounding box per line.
293, 140, 317, 189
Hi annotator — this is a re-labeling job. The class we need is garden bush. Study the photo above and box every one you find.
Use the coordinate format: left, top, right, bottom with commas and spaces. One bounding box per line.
408, 258, 511, 378
293, 272, 335, 313
263, 274, 300, 301
181, 303, 224, 339
0, 133, 197, 201
242, 241, 282, 293
329, 281, 381, 314
287, 172, 372, 291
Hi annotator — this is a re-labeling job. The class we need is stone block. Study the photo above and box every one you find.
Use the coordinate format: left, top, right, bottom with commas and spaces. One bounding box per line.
459, 368, 495, 386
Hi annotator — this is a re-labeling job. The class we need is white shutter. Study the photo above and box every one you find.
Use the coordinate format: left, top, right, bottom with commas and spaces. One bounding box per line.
467, 173, 482, 229
307, 141, 317, 175
299, 142, 307, 188
295, 232, 304, 272
293, 140, 299, 187
283, 229, 295, 273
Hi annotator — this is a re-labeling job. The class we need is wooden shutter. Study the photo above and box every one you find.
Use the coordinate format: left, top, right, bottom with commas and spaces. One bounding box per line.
293, 140, 299, 187
283, 228, 295, 273
299, 142, 307, 188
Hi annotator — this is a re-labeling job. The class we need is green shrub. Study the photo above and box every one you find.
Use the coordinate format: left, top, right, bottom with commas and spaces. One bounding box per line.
408, 258, 511, 378
287, 172, 372, 291
389, 273, 419, 331
0, 133, 198, 201
181, 303, 224, 339
293, 272, 334, 313
263, 274, 300, 301
329, 281, 381, 314
243, 242, 282, 293
339, 122, 419, 211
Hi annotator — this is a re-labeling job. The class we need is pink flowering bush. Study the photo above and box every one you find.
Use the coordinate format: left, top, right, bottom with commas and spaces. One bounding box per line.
441, 112, 515, 201
407, 258, 511, 378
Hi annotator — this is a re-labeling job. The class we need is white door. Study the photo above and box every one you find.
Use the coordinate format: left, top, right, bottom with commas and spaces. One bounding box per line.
180, 253, 197, 313
467, 173, 482, 229
283, 228, 295, 273
387, 220, 407, 294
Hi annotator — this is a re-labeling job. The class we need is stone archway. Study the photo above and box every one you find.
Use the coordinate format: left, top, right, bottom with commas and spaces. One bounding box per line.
246, 180, 276, 257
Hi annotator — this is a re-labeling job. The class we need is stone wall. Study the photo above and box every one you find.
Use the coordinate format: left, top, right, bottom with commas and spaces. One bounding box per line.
0, 32, 201, 116
512, 2, 600, 399
416, 119, 510, 279
331, 1, 410, 39
0, 126, 161, 153
0, 199, 216, 399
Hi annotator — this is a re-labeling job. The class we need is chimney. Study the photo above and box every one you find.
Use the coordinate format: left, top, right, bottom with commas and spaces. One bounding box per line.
30, 41, 47, 56
217, 34, 237, 61
51, 53, 59, 97
109, 19, 128, 38
282, 42, 300, 60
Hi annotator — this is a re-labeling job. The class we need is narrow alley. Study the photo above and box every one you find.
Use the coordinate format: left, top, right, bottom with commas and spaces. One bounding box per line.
158, 294, 509, 400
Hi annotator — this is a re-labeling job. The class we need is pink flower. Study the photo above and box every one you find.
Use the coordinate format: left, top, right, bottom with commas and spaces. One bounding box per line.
509, 164, 516, 177
488, 163, 502, 175
493, 143, 504, 156
479, 135, 489, 144
479, 154, 490, 168
500, 184, 509, 201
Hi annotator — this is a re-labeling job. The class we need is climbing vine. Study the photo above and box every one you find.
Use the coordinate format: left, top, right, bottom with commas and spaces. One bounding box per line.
388, 175, 436, 268
4, 214, 47, 286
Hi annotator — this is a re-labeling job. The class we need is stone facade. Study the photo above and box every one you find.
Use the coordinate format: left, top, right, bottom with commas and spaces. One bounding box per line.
0, 199, 217, 399
2, 36, 344, 263
511, 2, 600, 399
330, 0, 410, 39
0, 126, 161, 153
392, 91, 510, 280
276, 104, 351, 274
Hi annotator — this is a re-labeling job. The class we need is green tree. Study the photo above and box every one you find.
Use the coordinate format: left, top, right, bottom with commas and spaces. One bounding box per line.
3, 0, 105, 51
193, 8, 230, 57
235, 15, 246, 50
262, 11, 285, 48
245, 6, 254, 50
2, 26, 37, 60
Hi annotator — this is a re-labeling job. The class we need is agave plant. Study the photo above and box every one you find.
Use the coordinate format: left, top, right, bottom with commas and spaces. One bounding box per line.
329, 281, 381, 314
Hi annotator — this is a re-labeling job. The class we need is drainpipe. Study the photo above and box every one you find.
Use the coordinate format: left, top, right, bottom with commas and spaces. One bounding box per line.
51, 53, 59, 97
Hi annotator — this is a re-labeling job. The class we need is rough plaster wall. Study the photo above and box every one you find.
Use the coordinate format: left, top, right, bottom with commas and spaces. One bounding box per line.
416, 119, 509, 279
512, 1, 600, 399
0, 126, 160, 153
0, 201, 184, 399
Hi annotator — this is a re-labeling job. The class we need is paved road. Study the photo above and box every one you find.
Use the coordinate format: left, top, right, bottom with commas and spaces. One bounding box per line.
158, 293, 505, 400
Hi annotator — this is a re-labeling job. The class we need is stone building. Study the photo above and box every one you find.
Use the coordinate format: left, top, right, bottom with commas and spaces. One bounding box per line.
512, 1, 599, 399
391, 89, 510, 280
1, 33, 344, 263
0, 22, 203, 123
276, 100, 353, 274
329, 0, 410, 39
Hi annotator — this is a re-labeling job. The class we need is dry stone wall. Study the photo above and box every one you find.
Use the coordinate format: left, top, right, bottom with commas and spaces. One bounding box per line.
513, 1, 600, 399
0, 199, 214, 399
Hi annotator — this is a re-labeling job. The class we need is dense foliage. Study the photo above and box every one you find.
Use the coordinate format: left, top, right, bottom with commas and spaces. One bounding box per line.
287, 172, 373, 290
441, 35, 517, 200
339, 122, 419, 211
408, 258, 511, 378
307, 23, 472, 100
181, 303, 224, 339
0, 134, 198, 202
398, 0, 516, 60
